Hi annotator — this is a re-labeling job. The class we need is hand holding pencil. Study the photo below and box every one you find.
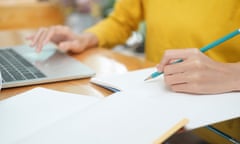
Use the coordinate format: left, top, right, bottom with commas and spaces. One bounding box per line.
147, 29, 240, 94
156, 48, 240, 94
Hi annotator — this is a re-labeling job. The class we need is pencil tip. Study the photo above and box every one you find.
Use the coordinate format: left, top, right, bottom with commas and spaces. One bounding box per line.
144, 76, 151, 81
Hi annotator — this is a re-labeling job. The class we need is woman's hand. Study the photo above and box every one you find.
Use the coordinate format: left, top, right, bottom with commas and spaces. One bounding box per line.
157, 48, 240, 94
27, 25, 98, 53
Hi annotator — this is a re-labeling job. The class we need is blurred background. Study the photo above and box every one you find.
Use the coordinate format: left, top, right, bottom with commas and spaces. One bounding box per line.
0, 0, 145, 57
0, 0, 113, 30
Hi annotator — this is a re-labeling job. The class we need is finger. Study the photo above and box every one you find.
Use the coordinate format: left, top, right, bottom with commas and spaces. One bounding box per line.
35, 27, 55, 52
157, 58, 185, 73
164, 72, 188, 86
165, 58, 205, 76
159, 48, 200, 66
42, 27, 55, 45
31, 28, 47, 47
35, 29, 49, 53
163, 62, 185, 75
170, 83, 202, 94
170, 83, 190, 93
164, 59, 192, 75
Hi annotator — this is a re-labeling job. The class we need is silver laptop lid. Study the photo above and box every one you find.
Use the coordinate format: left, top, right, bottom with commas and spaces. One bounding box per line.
0, 44, 95, 88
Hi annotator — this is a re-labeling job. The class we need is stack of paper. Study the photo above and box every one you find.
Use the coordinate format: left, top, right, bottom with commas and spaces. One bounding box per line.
1, 67, 239, 144
7, 85, 240, 144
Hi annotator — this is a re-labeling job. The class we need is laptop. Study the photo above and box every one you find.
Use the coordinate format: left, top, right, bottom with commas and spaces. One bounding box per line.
0, 44, 95, 88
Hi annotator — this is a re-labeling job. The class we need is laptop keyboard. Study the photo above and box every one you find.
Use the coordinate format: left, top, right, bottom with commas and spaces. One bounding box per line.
0, 48, 46, 83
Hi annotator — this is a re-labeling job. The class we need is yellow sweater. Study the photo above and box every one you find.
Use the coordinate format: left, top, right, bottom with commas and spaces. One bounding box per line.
86, 0, 240, 63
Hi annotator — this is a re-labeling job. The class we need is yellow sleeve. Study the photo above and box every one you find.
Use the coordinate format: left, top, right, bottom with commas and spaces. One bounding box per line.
85, 0, 144, 48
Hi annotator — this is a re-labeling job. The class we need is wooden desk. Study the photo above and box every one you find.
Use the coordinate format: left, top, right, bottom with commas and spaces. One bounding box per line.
0, 29, 154, 100
0, 29, 239, 144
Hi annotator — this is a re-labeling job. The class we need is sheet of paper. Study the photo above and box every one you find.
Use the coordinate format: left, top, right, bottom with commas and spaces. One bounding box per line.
123, 87, 240, 129
17, 87, 240, 144
91, 68, 240, 125
90, 67, 159, 91
91, 67, 240, 128
0, 87, 102, 144
16, 91, 187, 144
